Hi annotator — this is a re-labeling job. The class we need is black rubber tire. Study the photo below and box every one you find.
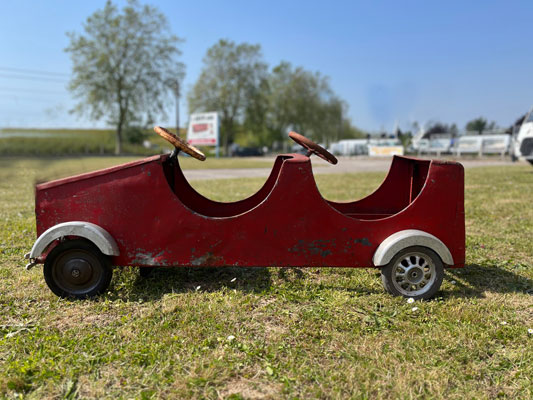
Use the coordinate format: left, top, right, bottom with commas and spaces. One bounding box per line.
527, 159, 533, 166
380, 246, 444, 300
43, 239, 112, 299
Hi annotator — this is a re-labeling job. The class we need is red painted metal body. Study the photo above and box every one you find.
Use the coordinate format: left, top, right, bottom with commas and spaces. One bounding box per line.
35, 154, 465, 268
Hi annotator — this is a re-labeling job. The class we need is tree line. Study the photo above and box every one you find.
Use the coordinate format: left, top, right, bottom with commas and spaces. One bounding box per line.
65, 1, 522, 155
421, 118, 498, 137
65, 0, 363, 155
188, 41, 365, 154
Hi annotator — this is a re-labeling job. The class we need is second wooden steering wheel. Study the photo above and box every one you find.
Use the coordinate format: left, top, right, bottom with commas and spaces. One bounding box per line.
289, 131, 338, 165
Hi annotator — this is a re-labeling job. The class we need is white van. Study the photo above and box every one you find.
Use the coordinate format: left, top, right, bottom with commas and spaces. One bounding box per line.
513, 108, 533, 164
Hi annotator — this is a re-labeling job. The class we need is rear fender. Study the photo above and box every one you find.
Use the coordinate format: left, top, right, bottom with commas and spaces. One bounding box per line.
373, 230, 453, 266
29, 221, 119, 260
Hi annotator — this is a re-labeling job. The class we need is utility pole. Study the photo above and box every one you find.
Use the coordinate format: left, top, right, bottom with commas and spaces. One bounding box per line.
174, 80, 180, 135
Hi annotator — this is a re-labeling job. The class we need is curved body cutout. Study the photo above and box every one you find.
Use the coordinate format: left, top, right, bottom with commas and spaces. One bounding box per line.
162, 155, 431, 220
326, 157, 430, 220
163, 155, 290, 218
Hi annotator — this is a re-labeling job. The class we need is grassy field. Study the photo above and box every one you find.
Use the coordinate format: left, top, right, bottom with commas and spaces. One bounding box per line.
0, 127, 189, 156
0, 157, 532, 399
0, 156, 274, 182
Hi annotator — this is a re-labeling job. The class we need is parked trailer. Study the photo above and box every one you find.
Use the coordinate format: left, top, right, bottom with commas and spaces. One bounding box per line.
453, 135, 510, 157
416, 138, 453, 156
329, 139, 369, 156
329, 139, 404, 157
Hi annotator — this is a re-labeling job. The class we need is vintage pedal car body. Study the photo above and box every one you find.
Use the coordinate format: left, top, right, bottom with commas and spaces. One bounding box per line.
26, 127, 465, 299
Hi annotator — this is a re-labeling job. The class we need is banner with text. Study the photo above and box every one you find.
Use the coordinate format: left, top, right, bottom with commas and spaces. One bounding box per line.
368, 146, 404, 157
187, 112, 219, 146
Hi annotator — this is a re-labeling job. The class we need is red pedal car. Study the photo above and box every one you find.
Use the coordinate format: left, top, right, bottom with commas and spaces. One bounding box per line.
26, 127, 465, 300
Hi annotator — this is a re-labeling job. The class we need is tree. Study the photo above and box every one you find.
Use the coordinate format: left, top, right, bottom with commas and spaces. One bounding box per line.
449, 123, 458, 137
263, 62, 359, 146
466, 117, 488, 135
188, 39, 268, 155
425, 122, 450, 135
65, 0, 184, 154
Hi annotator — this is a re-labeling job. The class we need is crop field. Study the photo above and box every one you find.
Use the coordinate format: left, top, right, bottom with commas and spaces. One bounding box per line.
0, 128, 196, 157
1, 157, 532, 399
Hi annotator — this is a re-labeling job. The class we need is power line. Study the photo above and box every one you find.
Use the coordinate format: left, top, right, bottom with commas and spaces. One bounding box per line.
0, 66, 69, 77
0, 73, 68, 83
0, 96, 66, 103
0, 87, 68, 95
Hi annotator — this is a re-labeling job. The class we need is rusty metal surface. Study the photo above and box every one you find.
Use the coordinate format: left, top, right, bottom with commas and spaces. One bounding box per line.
154, 126, 206, 161
289, 131, 338, 165
34, 153, 465, 269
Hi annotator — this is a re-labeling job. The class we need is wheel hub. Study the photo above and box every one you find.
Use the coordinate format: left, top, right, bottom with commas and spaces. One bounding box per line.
63, 258, 93, 285
392, 252, 436, 296
406, 266, 424, 284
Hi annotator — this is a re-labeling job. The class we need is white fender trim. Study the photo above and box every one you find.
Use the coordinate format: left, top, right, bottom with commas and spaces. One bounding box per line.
30, 221, 119, 259
373, 229, 453, 266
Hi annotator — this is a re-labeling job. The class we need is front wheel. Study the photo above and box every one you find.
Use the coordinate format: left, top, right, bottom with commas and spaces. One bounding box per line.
380, 246, 444, 300
44, 240, 112, 299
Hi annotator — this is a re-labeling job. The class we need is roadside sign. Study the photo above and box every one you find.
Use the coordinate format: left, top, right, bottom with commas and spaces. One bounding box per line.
368, 146, 404, 156
187, 112, 219, 146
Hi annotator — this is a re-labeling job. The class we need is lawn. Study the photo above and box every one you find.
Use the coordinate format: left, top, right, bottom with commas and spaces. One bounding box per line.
0, 156, 274, 182
0, 157, 532, 399
0, 127, 173, 156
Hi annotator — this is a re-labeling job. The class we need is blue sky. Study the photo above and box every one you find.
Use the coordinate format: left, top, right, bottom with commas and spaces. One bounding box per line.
1, 0, 532, 132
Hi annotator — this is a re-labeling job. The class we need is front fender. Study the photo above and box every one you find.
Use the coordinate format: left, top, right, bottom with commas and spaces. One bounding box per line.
373, 229, 453, 266
29, 221, 119, 259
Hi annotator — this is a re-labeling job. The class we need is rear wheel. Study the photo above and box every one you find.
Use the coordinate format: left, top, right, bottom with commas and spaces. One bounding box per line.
380, 246, 444, 300
44, 240, 112, 299
527, 159, 533, 166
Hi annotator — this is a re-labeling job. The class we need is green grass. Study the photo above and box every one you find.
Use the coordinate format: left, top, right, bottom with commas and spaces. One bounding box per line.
0, 157, 274, 184
1, 158, 532, 399
0, 127, 187, 156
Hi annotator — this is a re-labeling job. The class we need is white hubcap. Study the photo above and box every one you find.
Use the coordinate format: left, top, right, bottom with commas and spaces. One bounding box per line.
392, 252, 436, 297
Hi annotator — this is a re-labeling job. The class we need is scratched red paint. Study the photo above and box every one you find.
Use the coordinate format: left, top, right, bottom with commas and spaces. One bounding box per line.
34, 154, 465, 269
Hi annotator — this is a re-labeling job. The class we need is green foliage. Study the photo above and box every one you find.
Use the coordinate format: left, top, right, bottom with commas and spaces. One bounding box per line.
188, 43, 366, 151
0, 130, 161, 156
124, 125, 147, 145
465, 117, 497, 135
0, 158, 532, 398
188, 39, 268, 154
425, 122, 452, 135
340, 117, 366, 140
263, 61, 363, 146
65, 0, 184, 154
466, 117, 487, 134
396, 128, 412, 148
0, 132, 114, 156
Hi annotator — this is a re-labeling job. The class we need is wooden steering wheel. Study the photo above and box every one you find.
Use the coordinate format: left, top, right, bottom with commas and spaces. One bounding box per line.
289, 131, 338, 165
154, 126, 206, 161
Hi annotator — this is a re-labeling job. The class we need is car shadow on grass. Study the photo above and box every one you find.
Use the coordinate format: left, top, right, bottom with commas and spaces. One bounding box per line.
110, 266, 273, 301
444, 263, 533, 298
109, 266, 387, 302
